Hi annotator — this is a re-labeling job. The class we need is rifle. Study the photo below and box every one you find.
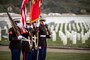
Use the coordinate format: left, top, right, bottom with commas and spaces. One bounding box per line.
6, 9, 31, 45
6, 11, 20, 36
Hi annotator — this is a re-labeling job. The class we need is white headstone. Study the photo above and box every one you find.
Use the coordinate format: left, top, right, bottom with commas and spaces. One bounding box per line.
89, 23, 90, 29
81, 35, 86, 44
59, 31, 67, 45
80, 23, 84, 31
70, 31, 74, 41
65, 30, 71, 38
77, 33, 80, 40
59, 31, 61, 37
0, 27, 1, 41
72, 31, 77, 44
72, 24, 76, 30
60, 23, 63, 31
65, 23, 67, 30
51, 25, 54, 31
85, 33, 88, 40
69, 32, 73, 41
51, 30, 56, 41
83, 22, 88, 31
55, 23, 59, 32
86, 23, 89, 29
87, 31, 89, 39
76, 23, 80, 32
69, 23, 71, 32
62, 35, 67, 45
88, 23, 90, 29
89, 29, 90, 37
48, 25, 51, 29
59, 31, 64, 41
4, 26, 8, 34
81, 30, 84, 35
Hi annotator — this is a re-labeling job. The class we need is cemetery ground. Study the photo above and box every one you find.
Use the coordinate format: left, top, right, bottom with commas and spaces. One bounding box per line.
0, 46, 90, 60
0, 39, 90, 60
47, 38, 90, 48
0, 51, 90, 60
0, 38, 90, 48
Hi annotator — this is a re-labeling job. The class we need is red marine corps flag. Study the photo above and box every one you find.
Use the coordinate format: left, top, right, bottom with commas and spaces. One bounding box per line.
30, 0, 42, 24
21, 0, 30, 27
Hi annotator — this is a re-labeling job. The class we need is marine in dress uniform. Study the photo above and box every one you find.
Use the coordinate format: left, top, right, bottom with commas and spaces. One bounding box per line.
25, 21, 38, 60
38, 19, 51, 60
9, 20, 21, 60
31, 22, 39, 60
21, 20, 33, 60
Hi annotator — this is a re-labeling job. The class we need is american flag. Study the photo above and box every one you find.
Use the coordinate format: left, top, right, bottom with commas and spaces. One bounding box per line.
21, 0, 29, 27
20, 0, 30, 34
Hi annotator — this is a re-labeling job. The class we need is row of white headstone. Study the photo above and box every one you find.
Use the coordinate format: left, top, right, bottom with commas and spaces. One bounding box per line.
51, 29, 90, 45
0, 26, 8, 41
49, 22, 90, 34
49, 22, 90, 45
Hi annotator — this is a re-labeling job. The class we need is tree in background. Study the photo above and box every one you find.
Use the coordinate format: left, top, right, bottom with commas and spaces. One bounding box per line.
0, 0, 90, 14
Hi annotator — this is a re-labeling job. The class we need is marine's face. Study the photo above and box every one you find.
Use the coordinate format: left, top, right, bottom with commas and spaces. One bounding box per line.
32, 22, 38, 28
33, 22, 37, 26
15, 21, 20, 25
40, 21, 44, 25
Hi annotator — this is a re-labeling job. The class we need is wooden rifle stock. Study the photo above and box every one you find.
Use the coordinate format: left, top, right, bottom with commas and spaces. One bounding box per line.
6, 11, 20, 36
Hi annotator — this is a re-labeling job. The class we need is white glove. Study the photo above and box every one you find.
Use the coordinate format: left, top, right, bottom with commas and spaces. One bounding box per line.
27, 25, 30, 28
18, 35, 23, 40
30, 25, 33, 28
36, 23, 39, 27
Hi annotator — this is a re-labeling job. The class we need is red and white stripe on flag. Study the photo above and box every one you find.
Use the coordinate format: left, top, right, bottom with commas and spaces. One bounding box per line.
20, 0, 29, 34
21, 0, 29, 27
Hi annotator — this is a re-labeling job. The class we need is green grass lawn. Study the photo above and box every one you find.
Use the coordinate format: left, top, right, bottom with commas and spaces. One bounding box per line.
0, 51, 90, 60
0, 38, 90, 48
46, 52, 90, 60
0, 51, 11, 60
47, 38, 90, 48
0, 38, 9, 46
